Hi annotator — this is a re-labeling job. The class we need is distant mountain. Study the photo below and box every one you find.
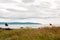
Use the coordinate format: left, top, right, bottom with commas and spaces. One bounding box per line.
0, 22, 41, 25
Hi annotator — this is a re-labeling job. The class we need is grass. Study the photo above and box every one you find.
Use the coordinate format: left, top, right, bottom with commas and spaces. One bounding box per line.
0, 27, 60, 40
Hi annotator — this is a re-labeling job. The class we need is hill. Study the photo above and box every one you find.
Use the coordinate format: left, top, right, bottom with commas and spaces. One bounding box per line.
0, 22, 41, 24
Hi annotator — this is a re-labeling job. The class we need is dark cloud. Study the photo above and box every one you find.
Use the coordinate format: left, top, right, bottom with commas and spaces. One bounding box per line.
22, 0, 35, 3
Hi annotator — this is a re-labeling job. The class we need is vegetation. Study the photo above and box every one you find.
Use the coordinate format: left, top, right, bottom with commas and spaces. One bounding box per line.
0, 27, 60, 40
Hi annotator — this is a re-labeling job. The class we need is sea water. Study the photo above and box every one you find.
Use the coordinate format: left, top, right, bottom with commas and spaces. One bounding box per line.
0, 24, 45, 29
0, 24, 60, 29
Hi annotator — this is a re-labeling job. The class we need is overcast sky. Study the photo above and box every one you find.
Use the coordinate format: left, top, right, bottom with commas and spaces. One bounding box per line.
0, 0, 60, 24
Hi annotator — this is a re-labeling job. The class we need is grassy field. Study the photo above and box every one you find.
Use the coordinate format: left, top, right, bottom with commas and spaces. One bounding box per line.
0, 27, 60, 40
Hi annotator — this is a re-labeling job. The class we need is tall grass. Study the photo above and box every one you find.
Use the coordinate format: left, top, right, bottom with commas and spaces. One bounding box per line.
0, 27, 60, 40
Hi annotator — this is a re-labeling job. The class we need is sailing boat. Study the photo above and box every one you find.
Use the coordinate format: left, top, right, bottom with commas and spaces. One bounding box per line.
5, 23, 8, 26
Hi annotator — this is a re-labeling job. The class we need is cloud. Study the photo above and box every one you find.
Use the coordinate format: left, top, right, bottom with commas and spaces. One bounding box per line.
0, 0, 60, 24
0, 0, 17, 3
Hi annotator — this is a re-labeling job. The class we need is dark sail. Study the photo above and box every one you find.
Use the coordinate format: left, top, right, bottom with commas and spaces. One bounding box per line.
5, 23, 8, 26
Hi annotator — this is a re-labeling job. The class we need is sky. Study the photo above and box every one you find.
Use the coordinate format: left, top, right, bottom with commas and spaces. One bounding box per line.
0, 0, 60, 24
